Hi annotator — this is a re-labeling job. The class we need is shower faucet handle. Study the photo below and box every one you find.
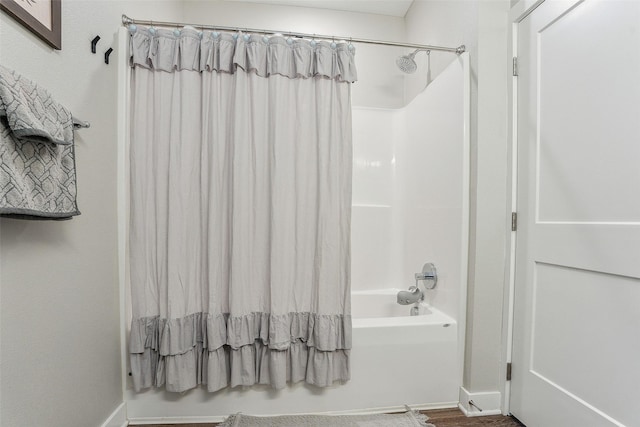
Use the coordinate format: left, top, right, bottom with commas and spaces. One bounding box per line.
415, 272, 435, 280
414, 263, 437, 289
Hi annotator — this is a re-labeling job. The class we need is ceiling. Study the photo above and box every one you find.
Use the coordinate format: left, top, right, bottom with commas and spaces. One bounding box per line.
224, 0, 415, 17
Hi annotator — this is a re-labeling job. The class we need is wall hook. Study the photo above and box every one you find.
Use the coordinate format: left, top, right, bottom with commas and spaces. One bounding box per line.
104, 47, 113, 65
91, 36, 100, 54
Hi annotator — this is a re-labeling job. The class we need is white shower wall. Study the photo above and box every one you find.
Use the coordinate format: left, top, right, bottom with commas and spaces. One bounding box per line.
351, 108, 402, 289
352, 55, 468, 321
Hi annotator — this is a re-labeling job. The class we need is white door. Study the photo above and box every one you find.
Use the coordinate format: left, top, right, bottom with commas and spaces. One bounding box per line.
511, 1, 640, 426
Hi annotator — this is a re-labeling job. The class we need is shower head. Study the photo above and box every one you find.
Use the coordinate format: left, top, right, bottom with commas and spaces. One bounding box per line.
396, 49, 430, 74
396, 53, 417, 74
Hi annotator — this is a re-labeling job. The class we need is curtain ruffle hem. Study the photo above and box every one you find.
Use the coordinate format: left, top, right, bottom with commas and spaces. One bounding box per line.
130, 312, 352, 393
129, 26, 358, 83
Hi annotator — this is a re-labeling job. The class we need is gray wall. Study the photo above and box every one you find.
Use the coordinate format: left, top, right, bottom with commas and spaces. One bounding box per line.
0, 1, 180, 426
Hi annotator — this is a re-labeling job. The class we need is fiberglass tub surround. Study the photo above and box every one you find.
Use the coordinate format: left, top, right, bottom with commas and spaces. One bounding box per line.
349, 54, 468, 408
351, 58, 466, 321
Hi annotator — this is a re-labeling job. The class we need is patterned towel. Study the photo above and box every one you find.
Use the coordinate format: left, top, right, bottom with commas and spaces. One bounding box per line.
0, 65, 80, 220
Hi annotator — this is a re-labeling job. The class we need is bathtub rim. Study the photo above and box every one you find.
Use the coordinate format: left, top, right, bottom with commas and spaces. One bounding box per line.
351, 288, 457, 328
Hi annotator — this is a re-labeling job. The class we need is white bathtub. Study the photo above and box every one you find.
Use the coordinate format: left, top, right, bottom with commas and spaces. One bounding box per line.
126, 289, 461, 423
347, 288, 460, 410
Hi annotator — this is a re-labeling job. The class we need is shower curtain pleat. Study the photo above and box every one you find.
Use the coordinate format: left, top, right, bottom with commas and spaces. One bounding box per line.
128, 26, 354, 392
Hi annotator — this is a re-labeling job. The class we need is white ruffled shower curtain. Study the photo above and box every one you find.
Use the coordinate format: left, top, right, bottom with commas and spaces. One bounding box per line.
127, 27, 356, 393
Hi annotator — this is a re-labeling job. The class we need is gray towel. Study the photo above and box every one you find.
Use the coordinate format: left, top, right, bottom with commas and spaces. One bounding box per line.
0, 65, 80, 220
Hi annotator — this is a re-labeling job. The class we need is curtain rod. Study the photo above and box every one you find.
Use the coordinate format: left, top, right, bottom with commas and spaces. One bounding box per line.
121, 15, 465, 54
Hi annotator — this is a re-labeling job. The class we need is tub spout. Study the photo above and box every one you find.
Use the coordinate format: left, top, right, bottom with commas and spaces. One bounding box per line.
397, 286, 423, 305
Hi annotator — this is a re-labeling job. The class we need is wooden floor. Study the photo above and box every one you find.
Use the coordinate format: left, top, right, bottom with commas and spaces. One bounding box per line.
131, 408, 525, 427
424, 408, 524, 426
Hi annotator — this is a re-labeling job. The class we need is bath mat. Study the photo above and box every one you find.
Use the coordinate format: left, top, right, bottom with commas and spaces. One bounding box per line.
219, 410, 434, 427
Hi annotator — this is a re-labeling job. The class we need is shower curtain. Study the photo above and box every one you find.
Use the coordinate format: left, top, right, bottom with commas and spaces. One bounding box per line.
127, 27, 356, 393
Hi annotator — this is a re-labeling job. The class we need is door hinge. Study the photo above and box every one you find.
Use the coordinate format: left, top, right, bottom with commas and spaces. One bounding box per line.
506, 362, 512, 381
511, 212, 517, 231
512, 57, 518, 77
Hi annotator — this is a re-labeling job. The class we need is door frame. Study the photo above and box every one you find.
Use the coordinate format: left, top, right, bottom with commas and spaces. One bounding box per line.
500, 0, 546, 415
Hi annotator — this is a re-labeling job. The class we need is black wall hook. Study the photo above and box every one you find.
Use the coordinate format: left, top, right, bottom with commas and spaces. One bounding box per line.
104, 48, 113, 64
91, 36, 100, 54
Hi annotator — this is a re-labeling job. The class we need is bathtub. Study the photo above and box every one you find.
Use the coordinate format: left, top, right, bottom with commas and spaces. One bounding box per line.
125, 288, 461, 423
347, 288, 460, 410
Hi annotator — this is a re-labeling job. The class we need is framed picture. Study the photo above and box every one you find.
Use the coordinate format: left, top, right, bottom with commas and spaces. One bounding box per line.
0, 0, 61, 50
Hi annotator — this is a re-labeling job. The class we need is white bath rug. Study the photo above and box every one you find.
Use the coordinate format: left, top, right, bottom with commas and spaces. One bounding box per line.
219, 410, 434, 427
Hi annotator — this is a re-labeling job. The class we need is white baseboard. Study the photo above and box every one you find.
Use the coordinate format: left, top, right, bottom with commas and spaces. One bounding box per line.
458, 387, 502, 417
101, 402, 128, 427
127, 415, 226, 425
127, 402, 459, 425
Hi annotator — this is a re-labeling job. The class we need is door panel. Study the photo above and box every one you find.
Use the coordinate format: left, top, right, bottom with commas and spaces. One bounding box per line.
531, 264, 640, 417
511, 1, 640, 426
537, 2, 640, 224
